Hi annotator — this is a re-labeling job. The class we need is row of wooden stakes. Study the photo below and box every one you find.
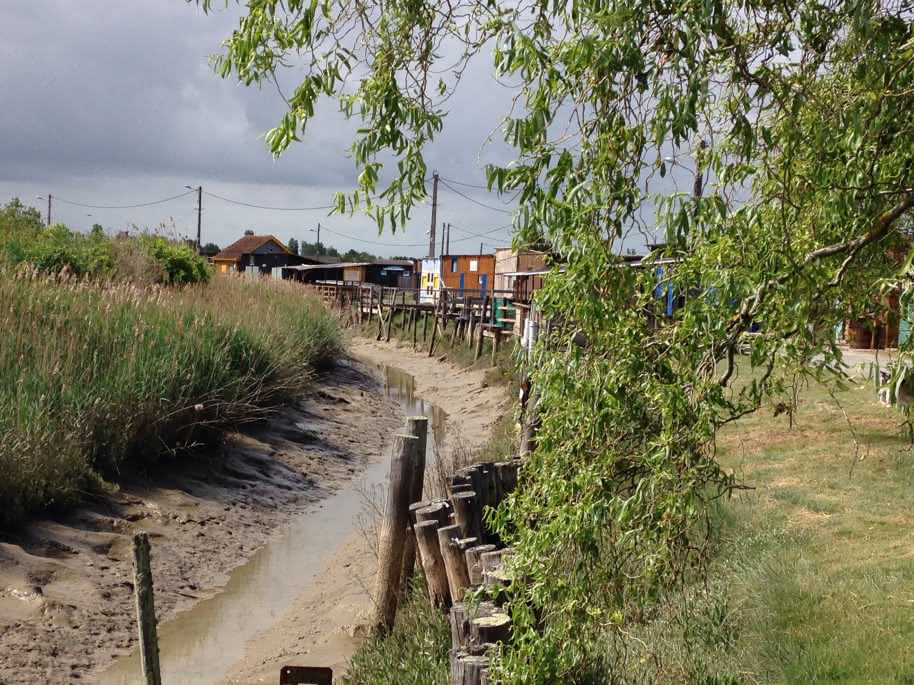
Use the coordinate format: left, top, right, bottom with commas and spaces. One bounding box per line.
411, 462, 520, 685
371, 419, 520, 685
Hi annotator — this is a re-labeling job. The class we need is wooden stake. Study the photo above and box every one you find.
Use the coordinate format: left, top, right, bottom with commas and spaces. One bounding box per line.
465, 543, 496, 586
470, 613, 511, 647
132, 532, 162, 685
400, 417, 429, 595
451, 491, 483, 541
415, 520, 452, 608
428, 291, 441, 356
438, 524, 472, 601
373, 433, 422, 635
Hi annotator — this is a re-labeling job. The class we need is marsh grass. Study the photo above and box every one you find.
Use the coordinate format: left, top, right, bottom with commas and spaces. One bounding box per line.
0, 269, 340, 527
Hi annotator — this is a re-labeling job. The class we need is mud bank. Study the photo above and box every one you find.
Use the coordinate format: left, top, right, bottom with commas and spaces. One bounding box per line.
0, 357, 398, 685
218, 337, 511, 684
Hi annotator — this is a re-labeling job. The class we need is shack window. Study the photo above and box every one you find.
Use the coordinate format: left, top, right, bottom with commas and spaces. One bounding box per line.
451, 257, 457, 272
469, 260, 478, 272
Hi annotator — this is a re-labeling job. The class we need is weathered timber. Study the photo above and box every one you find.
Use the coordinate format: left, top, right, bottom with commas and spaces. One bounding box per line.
132, 532, 162, 685
385, 289, 397, 341
452, 654, 489, 685
480, 549, 510, 575
471, 613, 511, 647
399, 417, 429, 596
415, 500, 452, 526
451, 491, 483, 541
372, 433, 422, 635
438, 524, 471, 600
491, 326, 501, 367
415, 519, 452, 608
428, 291, 441, 357
494, 461, 519, 502
465, 543, 497, 586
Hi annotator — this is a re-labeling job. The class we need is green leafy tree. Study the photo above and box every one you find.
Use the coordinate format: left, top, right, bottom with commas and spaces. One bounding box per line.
287, 236, 299, 255
203, 0, 914, 679
200, 242, 221, 257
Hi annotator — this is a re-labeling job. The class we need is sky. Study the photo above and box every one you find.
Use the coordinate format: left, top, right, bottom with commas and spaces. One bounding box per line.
0, 1, 528, 257
0, 2, 685, 257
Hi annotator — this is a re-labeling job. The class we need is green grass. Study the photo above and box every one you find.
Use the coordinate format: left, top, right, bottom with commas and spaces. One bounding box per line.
342, 576, 450, 685
613, 367, 914, 683
0, 271, 341, 528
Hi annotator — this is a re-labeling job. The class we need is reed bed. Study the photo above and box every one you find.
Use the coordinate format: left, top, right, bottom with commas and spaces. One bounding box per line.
0, 269, 341, 527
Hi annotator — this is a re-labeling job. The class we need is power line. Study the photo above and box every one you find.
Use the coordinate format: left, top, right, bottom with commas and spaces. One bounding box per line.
447, 221, 514, 241
437, 179, 513, 214
203, 190, 335, 211
316, 223, 512, 249
439, 176, 491, 191
54, 190, 196, 209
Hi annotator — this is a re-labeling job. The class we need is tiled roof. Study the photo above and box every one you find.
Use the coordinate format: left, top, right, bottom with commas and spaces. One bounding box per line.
212, 235, 290, 262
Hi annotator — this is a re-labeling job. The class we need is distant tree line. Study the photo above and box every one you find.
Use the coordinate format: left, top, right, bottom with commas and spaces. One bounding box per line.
286, 236, 379, 263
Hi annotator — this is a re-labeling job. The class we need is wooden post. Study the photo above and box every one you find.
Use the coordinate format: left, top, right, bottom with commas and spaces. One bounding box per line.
415, 500, 452, 526
422, 310, 428, 343
400, 417, 429, 595
368, 287, 375, 324
451, 491, 483, 541
465, 543, 496, 586
475, 296, 490, 361
373, 433, 422, 635
470, 614, 511, 647
438, 524, 472, 601
132, 532, 162, 685
415, 520, 452, 608
429, 291, 441, 356
412, 306, 419, 348
385, 290, 397, 342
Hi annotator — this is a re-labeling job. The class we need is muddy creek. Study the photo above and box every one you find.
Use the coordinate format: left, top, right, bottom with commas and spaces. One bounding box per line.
98, 363, 445, 685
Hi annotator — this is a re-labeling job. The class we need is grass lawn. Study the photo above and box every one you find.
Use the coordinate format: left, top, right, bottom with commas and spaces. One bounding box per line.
682, 365, 914, 683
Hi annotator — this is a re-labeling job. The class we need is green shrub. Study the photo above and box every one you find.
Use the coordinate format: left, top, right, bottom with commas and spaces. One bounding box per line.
138, 234, 210, 284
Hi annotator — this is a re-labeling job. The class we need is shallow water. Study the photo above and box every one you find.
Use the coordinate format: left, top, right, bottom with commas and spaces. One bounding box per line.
98, 362, 445, 685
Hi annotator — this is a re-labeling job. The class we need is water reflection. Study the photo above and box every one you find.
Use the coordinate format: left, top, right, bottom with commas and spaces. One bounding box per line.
375, 363, 448, 456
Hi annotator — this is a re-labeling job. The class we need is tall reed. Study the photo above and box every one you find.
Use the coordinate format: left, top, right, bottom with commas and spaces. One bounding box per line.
0, 269, 341, 527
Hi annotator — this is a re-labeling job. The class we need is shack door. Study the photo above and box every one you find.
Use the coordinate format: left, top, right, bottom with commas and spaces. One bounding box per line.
459, 272, 465, 295
480, 273, 488, 296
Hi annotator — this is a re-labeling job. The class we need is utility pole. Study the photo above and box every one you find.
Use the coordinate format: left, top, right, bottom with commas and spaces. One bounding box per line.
479, 242, 483, 255
440, 221, 445, 257
446, 222, 450, 254
47, 194, 52, 226
195, 186, 202, 252
428, 172, 438, 258
316, 222, 321, 249
185, 185, 202, 251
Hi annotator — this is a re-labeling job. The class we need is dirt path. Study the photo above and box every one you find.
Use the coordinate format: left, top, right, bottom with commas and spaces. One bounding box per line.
218, 337, 510, 684
0, 357, 399, 685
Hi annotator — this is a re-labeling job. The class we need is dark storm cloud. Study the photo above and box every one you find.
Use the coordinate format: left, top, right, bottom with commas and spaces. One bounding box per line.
0, 1, 516, 190
0, 1, 361, 187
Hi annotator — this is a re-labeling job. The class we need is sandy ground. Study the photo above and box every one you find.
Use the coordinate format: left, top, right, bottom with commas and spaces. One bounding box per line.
218, 337, 510, 684
0, 357, 398, 685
